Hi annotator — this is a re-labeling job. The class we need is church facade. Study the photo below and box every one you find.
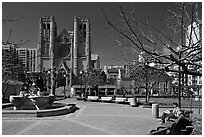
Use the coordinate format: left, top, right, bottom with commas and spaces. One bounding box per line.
37, 16, 99, 89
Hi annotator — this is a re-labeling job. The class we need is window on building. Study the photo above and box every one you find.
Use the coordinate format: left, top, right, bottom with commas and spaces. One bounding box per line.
83, 24, 86, 31
47, 24, 50, 29
79, 24, 82, 31
83, 31, 86, 42
43, 23, 46, 38
194, 80, 197, 84
43, 23, 46, 29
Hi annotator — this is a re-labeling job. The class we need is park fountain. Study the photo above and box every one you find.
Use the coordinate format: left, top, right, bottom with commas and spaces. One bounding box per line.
9, 94, 55, 110
2, 85, 78, 117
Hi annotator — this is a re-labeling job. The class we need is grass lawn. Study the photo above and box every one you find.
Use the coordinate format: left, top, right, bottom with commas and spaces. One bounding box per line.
138, 97, 202, 107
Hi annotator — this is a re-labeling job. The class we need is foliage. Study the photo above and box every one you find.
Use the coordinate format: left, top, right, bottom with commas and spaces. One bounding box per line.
130, 61, 173, 102
130, 63, 172, 88
2, 15, 30, 98
2, 45, 25, 82
2, 79, 24, 100
80, 68, 107, 88
191, 115, 202, 135
107, 78, 117, 85
56, 69, 66, 87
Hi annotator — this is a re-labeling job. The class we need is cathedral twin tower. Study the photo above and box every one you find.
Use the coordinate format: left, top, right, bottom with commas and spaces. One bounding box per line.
37, 16, 92, 87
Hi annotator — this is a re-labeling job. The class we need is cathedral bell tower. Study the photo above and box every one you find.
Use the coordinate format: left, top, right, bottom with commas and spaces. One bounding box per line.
37, 16, 57, 72
73, 16, 91, 76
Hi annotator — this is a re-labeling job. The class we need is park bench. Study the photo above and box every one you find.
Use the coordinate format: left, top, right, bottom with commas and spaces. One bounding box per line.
114, 97, 127, 103
149, 115, 194, 135
87, 96, 99, 101
99, 96, 113, 102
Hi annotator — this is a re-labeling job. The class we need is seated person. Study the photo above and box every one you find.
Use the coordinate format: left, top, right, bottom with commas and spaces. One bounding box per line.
19, 83, 30, 97
160, 102, 183, 124
31, 87, 39, 96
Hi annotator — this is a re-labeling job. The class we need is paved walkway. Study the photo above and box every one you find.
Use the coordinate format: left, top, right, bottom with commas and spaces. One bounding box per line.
2, 98, 160, 135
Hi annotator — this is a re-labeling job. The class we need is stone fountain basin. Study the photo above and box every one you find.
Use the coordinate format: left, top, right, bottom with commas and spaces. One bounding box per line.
9, 95, 55, 110
2, 103, 78, 117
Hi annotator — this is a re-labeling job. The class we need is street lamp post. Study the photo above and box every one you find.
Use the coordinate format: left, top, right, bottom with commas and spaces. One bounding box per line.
63, 73, 67, 98
80, 70, 84, 98
145, 64, 148, 103
178, 64, 181, 108
47, 70, 51, 93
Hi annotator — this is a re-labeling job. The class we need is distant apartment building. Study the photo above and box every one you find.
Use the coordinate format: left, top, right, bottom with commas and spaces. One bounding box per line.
17, 48, 28, 68
17, 48, 37, 72
2, 44, 18, 65
27, 48, 38, 72
186, 21, 202, 87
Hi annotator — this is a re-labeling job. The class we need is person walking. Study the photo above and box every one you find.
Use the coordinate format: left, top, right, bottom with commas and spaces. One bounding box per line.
35, 76, 44, 92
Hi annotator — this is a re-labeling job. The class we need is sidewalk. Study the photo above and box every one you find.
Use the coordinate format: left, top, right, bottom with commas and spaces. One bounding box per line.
2, 98, 160, 135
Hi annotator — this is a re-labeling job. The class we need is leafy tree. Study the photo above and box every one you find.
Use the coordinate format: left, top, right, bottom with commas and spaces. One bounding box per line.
79, 68, 107, 96
130, 61, 173, 103
107, 78, 117, 85
2, 46, 26, 99
2, 15, 29, 99
56, 69, 66, 87
2, 45, 25, 80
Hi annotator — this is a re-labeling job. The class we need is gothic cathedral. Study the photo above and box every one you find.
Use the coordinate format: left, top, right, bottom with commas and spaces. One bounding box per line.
37, 16, 92, 87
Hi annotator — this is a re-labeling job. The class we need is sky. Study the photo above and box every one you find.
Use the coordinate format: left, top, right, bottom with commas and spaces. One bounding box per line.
2, 2, 202, 68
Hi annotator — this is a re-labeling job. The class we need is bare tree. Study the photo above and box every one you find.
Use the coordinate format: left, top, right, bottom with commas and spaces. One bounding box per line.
3, 15, 29, 46
101, 2, 202, 77
102, 2, 201, 107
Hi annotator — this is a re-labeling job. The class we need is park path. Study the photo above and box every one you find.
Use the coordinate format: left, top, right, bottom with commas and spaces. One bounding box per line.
2, 98, 160, 135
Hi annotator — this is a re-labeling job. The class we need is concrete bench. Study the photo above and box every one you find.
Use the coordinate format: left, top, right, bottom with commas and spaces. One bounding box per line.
100, 97, 113, 102
114, 97, 127, 103
87, 96, 99, 101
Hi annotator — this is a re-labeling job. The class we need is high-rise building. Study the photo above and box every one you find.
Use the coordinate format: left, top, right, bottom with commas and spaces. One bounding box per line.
17, 48, 38, 72
2, 44, 18, 65
17, 48, 29, 69
27, 48, 37, 72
